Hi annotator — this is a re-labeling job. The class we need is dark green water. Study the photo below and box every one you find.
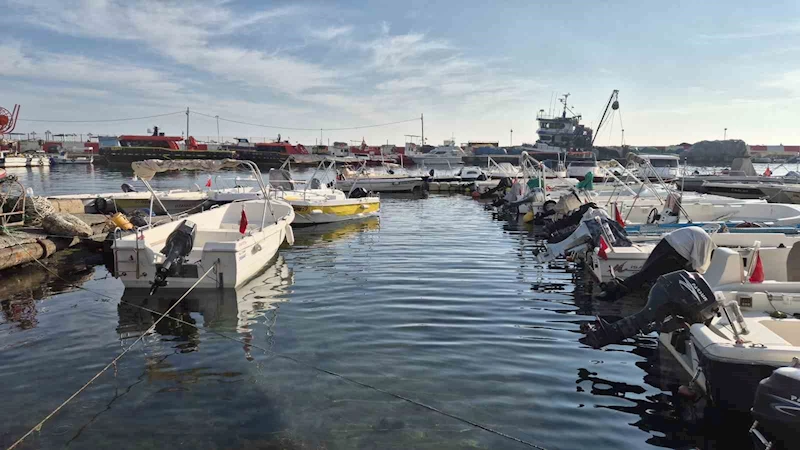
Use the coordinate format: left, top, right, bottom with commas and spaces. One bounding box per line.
0, 166, 740, 449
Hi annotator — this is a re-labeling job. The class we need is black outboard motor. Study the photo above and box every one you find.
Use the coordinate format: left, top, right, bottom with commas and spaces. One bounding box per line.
582, 271, 718, 348
121, 183, 137, 193
150, 220, 197, 295
750, 362, 800, 450
348, 187, 370, 199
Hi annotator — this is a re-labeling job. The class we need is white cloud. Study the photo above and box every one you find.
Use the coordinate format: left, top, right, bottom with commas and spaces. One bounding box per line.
308, 25, 353, 41
0, 42, 182, 93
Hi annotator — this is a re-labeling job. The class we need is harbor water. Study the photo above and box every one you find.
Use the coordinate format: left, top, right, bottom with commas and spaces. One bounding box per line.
1, 166, 749, 449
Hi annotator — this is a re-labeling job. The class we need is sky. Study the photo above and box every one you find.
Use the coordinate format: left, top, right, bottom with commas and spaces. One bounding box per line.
2, 0, 800, 146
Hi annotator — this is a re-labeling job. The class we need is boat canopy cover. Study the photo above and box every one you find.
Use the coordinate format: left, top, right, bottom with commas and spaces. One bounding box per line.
730, 157, 756, 176
132, 159, 240, 180
268, 169, 295, 190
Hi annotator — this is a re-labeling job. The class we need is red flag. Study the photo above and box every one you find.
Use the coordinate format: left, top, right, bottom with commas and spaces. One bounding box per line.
614, 204, 625, 227
205, 177, 212, 188
764, 167, 772, 177
749, 252, 764, 283
239, 207, 248, 234
598, 236, 609, 260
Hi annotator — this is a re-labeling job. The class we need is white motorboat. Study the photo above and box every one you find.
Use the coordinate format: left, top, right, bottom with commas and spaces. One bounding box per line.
0, 151, 27, 168
50, 151, 94, 165
409, 140, 466, 167
112, 159, 295, 291
581, 265, 800, 415
659, 248, 800, 413
48, 187, 213, 215
26, 151, 50, 167
635, 154, 680, 182
566, 151, 604, 181
197, 161, 381, 225
336, 162, 426, 194
759, 184, 800, 204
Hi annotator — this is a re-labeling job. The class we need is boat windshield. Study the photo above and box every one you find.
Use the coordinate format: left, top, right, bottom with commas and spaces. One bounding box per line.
647, 158, 679, 167
568, 161, 597, 167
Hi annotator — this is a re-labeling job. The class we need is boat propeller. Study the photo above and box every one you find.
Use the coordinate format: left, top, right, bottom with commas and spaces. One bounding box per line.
581, 270, 719, 348
150, 220, 197, 295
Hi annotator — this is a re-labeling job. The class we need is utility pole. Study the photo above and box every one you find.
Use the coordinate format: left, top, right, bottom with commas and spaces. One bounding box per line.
420, 113, 424, 146
215, 115, 220, 142
724, 128, 727, 140
186, 107, 190, 138
510, 129, 513, 146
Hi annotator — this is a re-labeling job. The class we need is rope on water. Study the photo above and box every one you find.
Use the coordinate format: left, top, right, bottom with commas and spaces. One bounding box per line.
5, 238, 549, 450
5, 264, 217, 450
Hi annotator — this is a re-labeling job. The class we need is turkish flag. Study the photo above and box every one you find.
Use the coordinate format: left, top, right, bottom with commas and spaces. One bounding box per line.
749, 252, 764, 283
598, 236, 609, 260
614, 204, 625, 227
206, 177, 212, 188
239, 207, 248, 234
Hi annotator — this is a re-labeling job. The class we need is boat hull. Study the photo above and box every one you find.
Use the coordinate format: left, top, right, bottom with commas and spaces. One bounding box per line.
337, 178, 425, 193
113, 201, 295, 289
291, 199, 380, 225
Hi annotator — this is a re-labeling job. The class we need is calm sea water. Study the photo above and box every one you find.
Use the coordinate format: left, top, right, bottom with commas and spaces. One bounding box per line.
0, 165, 749, 449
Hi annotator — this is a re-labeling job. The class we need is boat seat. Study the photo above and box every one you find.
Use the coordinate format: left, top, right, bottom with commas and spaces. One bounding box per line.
760, 319, 800, 346
787, 241, 800, 281
704, 247, 743, 288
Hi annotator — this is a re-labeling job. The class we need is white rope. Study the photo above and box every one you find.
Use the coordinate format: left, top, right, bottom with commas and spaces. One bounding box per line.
6, 264, 217, 450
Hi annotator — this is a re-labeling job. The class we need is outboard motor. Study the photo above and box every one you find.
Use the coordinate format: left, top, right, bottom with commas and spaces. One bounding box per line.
150, 220, 197, 295
581, 271, 718, 348
750, 362, 800, 450
348, 187, 370, 199
121, 183, 137, 193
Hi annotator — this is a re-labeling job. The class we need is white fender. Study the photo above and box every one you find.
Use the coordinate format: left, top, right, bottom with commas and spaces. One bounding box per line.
285, 224, 295, 246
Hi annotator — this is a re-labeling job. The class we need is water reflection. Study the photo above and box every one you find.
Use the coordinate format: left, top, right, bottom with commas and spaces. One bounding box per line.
292, 216, 380, 246
0, 249, 98, 330
116, 256, 293, 357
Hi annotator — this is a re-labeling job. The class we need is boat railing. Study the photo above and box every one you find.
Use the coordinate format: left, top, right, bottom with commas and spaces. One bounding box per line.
519, 151, 548, 192
136, 159, 276, 231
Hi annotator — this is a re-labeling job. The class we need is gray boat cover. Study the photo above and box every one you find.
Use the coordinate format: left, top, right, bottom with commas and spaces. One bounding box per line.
132, 159, 240, 181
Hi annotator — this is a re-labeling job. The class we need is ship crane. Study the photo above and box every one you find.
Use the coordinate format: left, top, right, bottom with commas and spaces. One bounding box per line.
592, 90, 620, 147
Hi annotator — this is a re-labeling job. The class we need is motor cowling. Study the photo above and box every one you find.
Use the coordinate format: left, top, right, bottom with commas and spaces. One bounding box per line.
582, 271, 718, 348
151, 220, 196, 295
750, 364, 800, 449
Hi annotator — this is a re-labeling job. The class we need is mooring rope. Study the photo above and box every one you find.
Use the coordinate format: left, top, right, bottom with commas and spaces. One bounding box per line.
5, 264, 216, 450
4, 239, 549, 450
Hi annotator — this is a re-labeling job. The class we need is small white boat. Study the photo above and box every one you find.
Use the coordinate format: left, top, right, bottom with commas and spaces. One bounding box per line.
209, 160, 381, 225
635, 154, 680, 181
50, 151, 94, 165
48, 188, 212, 215
658, 247, 800, 413
112, 159, 295, 291
0, 151, 27, 168
566, 151, 604, 181
336, 163, 426, 194
26, 151, 50, 167
410, 140, 466, 167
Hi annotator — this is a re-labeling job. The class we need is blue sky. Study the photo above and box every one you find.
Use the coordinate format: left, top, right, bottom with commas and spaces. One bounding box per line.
2, 0, 800, 146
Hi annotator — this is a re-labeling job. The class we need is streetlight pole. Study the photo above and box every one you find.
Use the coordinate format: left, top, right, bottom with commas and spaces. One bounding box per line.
724, 128, 727, 140
215, 115, 220, 143
510, 129, 513, 146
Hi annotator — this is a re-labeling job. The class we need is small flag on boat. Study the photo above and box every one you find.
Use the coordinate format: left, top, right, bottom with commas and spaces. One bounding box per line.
239, 207, 248, 234
598, 236, 609, 260
206, 177, 212, 188
749, 251, 764, 283
764, 167, 772, 177
614, 204, 625, 227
